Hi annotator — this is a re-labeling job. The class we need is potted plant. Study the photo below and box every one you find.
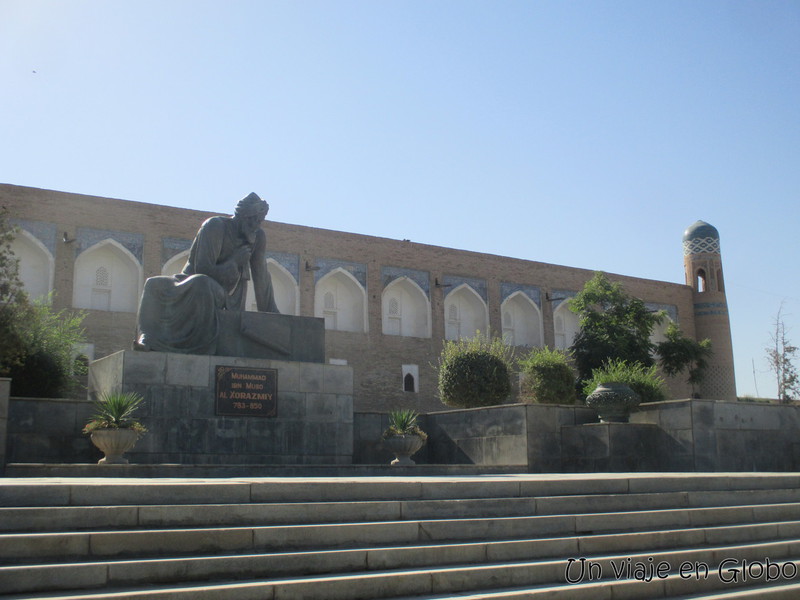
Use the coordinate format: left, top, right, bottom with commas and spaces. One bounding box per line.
83, 391, 147, 464
582, 359, 664, 423
381, 409, 428, 466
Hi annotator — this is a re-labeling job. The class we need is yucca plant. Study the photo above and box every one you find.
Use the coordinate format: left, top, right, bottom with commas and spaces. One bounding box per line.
383, 409, 427, 441
83, 391, 147, 435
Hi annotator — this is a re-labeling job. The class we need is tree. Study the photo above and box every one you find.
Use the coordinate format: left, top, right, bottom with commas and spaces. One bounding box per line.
766, 304, 800, 403
655, 322, 713, 397
7, 294, 88, 397
569, 271, 712, 398
0, 207, 88, 397
0, 206, 29, 376
569, 272, 664, 384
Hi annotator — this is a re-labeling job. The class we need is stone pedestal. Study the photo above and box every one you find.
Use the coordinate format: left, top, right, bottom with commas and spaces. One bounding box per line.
214, 311, 325, 362
89, 351, 353, 465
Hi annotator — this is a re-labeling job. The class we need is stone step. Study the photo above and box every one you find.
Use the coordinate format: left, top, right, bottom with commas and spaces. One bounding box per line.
393, 569, 800, 599
3, 474, 800, 599
5, 488, 800, 533
2, 522, 800, 594
3, 463, 529, 479
5, 503, 800, 563
3, 474, 800, 507
667, 581, 800, 599
2, 547, 800, 599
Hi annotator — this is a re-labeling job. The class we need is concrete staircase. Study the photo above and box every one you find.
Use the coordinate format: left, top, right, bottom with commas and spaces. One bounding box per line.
2, 473, 800, 599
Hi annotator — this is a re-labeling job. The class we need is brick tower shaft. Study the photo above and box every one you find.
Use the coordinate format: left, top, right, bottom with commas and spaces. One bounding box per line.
683, 221, 737, 399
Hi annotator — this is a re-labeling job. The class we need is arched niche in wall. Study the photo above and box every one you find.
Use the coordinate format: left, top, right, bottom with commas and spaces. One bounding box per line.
11, 228, 54, 301
646, 303, 679, 347
161, 250, 189, 277
553, 299, 580, 351
501, 291, 543, 348
314, 267, 367, 332
650, 315, 676, 345
382, 276, 431, 338
444, 283, 488, 341
72, 239, 141, 313
245, 258, 299, 315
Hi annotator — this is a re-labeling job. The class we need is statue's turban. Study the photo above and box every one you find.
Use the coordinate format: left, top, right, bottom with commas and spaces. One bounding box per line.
235, 192, 269, 217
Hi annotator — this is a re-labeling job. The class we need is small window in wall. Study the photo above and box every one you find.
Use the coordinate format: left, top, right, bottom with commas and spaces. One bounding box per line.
502, 310, 514, 346
387, 296, 401, 335
446, 303, 460, 339
404, 373, 415, 392
554, 315, 565, 349
91, 265, 112, 310
323, 291, 338, 329
402, 364, 419, 393
95, 266, 110, 287
696, 269, 707, 293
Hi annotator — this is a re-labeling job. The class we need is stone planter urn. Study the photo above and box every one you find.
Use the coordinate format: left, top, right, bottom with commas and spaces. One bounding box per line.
90, 428, 140, 465
382, 434, 425, 466
585, 382, 641, 423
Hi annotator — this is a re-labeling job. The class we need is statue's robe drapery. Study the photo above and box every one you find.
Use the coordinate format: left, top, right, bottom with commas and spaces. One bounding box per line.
136, 216, 278, 354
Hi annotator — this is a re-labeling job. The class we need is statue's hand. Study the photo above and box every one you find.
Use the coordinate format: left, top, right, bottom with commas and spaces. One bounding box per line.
234, 246, 252, 266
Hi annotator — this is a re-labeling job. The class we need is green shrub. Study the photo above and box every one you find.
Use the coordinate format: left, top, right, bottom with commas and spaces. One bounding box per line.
518, 347, 577, 404
582, 359, 666, 404
6, 295, 87, 398
437, 334, 512, 408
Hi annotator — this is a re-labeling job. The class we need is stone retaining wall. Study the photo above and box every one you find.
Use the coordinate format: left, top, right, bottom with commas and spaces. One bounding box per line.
0, 378, 10, 472
5, 395, 97, 464
5, 392, 800, 472
355, 400, 800, 472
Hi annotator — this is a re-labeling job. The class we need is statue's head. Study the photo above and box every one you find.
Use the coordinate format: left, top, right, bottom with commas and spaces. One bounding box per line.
235, 192, 269, 219
234, 192, 269, 239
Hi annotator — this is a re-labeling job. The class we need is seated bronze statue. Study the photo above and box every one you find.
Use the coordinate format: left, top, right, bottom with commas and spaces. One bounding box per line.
135, 193, 279, 354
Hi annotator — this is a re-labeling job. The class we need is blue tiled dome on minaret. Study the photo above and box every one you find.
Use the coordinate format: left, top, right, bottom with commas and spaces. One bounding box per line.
683, 220, 720, 255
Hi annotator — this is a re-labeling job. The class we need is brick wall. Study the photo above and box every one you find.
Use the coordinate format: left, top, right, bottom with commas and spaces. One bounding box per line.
3, 183, 701, 411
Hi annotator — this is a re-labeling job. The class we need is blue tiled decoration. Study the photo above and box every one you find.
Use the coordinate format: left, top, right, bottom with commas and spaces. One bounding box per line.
683, 220, 719, 242
549, 290, 576, 308
10, 219, 58, 256
161, 237, 192, 267
266, 251, 300, 283
682, 221, 721, 256
500, 282, 541, 307
645, 302, 679, 323
442, 275, 487, 302
694, 301, 728, 317
314, 258, 368, 289
382, 267, 430, 297
75, 227, 144, 264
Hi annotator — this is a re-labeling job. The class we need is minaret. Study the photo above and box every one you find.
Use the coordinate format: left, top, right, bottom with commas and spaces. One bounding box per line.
683, 221, 737, 399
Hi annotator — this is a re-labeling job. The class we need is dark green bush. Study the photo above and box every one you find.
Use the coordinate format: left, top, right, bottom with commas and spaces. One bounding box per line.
5, 296, 87, 398
518, 347, 577, 404
7, 349, 64, 398
437, 335, 512, 408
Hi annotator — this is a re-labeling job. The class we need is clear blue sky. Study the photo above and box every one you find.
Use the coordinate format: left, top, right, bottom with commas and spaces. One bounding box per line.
2, 1, 798, 398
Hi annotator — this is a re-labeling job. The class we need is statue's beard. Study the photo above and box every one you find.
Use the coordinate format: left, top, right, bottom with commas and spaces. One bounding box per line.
237, 220, 259, 244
